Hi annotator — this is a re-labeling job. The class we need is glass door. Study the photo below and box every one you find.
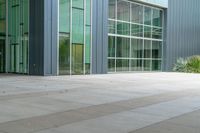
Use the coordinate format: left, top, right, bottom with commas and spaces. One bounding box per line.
0, 39, 5, 72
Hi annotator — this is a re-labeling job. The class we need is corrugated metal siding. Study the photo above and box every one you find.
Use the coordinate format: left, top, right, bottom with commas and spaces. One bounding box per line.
166, 0, 200, 71
92, 0, 108, 74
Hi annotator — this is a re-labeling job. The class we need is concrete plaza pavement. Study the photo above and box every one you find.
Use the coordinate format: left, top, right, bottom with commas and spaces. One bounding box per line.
0, 73, 200, 133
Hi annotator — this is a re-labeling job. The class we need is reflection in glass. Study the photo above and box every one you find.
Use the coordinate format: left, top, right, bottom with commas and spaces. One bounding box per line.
109, 0, 116, 19
116, 59, 129, 71
153, 9, 162, 27
144, 40, 151, 58
108, 59, 115, 72
59, 34, 70, 75
152, 28, 162, 39
117, 22, 130, 35
59, 0, 70, 33
144, 60, 151, 71
131, 39, 143, 58
86, 0, 91, 25
131, 60, 143, 71
131, 3, 143, 24
72, 8, 84, 44
152, 41, 162, 58
109, 20, 116, 34
152, 60, 161, 71
72, 44, 84, 74
144, 7, 152, 25
72, 0, 84, 8
117, 0, 130, 21
131, 24, 143, 37
108, 36, 115, 57
116, 37, 130, 58
144, 26, 151, 38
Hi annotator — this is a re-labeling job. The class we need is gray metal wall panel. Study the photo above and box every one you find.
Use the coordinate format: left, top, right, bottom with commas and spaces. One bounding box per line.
43, 0, 58, 76
166, 0, 200, 71
162, 9, 168, 71
92, 0, 108, 74
29, 0, 44, 75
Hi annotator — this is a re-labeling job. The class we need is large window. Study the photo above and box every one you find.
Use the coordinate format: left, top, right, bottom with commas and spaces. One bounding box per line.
108, 0, 163, 72
59, 0, 92, 75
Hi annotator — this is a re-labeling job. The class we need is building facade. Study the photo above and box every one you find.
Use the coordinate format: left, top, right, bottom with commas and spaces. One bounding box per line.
0, 0, 199, 76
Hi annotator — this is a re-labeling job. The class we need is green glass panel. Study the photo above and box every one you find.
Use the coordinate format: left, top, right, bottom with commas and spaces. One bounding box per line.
144, 7, 152, 25
131, 60, 143, 71
109, 0, 116, 19
117, 0, 130, 22
144, 26, 151, 38
108, 59, 115, 72
144, 60, 151, 71
153, 9, 162, 27
108, 20, 116, 34
72, 0, 84, 8
131, 24, 143, 37
152, 28, 162, 39
152, 41, 162, 58
59, 34, 70, 75
108, 36, 115, 57
144, 40, 151, 58
72, 7, 84, 74
72, 43, 84, 75
152, 60, 161, 71
131, 3, 143, 24
116, 59, 129, 72
59, 0, 70, 33
117, 22, 130, 35
131, 39, 143, 58
116, 37, 130, 58
86, 0, 91, 25
72, 8, 84, 44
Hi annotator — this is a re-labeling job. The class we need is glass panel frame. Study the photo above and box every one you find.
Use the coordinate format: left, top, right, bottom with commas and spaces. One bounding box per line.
108, 0, 164, 73
59, 0, 92, 75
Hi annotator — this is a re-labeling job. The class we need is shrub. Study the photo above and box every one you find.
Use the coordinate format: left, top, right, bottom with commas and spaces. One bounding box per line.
173, 56, 200, 73
186, 56, 200, 73
173, 58, 188, 72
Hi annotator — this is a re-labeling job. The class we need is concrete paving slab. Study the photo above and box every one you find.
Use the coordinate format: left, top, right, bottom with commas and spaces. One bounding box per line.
129, 110, 200, 133
0, 73, 200, 133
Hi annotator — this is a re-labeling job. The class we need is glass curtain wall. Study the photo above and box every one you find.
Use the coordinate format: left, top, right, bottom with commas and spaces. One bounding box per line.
108, 0, 163, 72
8, 0, 29, 74
0, 0, 6, 72
59, 0, 91, 75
